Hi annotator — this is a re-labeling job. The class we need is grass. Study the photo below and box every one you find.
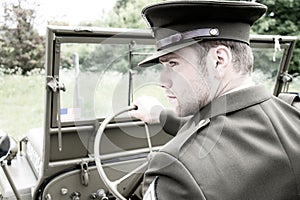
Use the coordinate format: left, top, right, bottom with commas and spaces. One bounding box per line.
0, 74, 44, 139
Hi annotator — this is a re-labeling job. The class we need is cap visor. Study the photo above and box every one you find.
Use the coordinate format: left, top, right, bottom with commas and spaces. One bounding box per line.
138, 40, 200, 67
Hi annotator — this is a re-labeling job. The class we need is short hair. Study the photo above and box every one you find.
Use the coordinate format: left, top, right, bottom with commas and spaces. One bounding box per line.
191, 40, 254, 75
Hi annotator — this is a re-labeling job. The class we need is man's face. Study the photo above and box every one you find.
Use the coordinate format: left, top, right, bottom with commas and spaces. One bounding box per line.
159, 46, 219, 117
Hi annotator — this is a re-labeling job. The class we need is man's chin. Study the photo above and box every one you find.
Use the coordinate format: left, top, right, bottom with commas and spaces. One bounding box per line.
176, 105, 199, 118
175, 107, 189, 118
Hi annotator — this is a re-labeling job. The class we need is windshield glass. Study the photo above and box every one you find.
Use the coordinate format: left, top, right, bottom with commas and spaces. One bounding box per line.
289, 76, 300, 92
59, 42, 170, 122
252, 47, 283, 91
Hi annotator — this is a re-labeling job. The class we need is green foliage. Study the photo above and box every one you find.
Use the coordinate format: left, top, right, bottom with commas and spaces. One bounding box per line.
81, 45, 130, 73
0, 0, 45, 75
95, 0, 165, 28
253, 0, 300, 74
75, 0, 165, 74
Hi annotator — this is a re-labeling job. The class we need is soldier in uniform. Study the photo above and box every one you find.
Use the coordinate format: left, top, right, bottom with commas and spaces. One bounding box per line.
130, 0, 300, 199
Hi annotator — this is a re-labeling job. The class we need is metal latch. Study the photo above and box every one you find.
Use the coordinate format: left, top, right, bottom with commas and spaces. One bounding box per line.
280, 72, 293, 92
81, 162, 89, 186
47, 76, 66, 151
47, 75, 66, 93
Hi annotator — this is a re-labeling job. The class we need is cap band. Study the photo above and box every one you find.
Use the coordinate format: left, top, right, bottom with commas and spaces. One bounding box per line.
156, 28, 219, 49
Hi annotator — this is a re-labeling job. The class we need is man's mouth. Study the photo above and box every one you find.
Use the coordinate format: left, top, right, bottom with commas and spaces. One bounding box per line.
166, 92, 177, 102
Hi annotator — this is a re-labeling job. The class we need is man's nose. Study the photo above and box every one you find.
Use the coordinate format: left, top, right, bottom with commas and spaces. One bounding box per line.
159, 67, 172, 89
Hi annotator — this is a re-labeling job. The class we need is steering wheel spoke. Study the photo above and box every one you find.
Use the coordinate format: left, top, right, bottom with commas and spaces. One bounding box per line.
94, 106, 154, 200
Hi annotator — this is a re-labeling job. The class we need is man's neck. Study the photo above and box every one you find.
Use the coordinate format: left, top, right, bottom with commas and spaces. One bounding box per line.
219, 76, 255, 96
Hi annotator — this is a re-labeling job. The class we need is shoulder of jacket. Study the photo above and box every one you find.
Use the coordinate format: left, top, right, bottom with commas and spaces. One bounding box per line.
160, 119, 210, 158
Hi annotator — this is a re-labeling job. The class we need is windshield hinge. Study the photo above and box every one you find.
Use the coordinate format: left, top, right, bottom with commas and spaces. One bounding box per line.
280, 72, 293, 92
81, 161, 89, 186
47, 76, 66, 92
47, 76, 66, 151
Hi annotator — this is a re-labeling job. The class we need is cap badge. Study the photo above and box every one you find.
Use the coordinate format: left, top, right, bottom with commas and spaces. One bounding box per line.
209, 28, 219, 36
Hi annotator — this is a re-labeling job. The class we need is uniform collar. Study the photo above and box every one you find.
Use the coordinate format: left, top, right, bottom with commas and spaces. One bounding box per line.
199, 84, 272, 120
168, 85, 271, 157
177, 85, 271, 137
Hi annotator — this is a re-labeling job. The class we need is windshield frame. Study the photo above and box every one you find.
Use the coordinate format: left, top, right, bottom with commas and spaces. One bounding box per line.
45, 26, 298, 129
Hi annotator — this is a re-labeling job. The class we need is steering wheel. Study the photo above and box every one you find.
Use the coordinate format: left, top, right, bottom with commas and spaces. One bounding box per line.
94, 105, 154, 200
0, 131, 10, 162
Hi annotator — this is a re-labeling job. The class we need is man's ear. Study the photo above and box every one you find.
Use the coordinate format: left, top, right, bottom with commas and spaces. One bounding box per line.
215, 45, 232, 77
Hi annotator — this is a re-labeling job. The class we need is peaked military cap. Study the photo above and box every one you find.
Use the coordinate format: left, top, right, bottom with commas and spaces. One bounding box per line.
138, 0, 267, 67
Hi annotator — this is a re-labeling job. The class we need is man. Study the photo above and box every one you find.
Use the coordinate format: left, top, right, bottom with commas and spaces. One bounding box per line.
131, 1, 300, 199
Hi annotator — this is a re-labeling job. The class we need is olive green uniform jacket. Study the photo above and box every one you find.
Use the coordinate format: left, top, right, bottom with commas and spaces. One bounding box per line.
143, 85, 300, 200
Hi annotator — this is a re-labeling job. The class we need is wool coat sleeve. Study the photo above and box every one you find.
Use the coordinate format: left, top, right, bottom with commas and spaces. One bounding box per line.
143, 151, 206, 200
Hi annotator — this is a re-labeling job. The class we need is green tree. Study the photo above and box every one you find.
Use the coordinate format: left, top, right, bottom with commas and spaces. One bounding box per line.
95, 0, 165, 28
77, 0, 165, 73
0, 0, 45, 75
253, 0, 300, 74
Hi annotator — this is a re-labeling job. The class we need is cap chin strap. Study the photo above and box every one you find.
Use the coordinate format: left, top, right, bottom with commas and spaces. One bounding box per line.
156, 28, 219, 50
